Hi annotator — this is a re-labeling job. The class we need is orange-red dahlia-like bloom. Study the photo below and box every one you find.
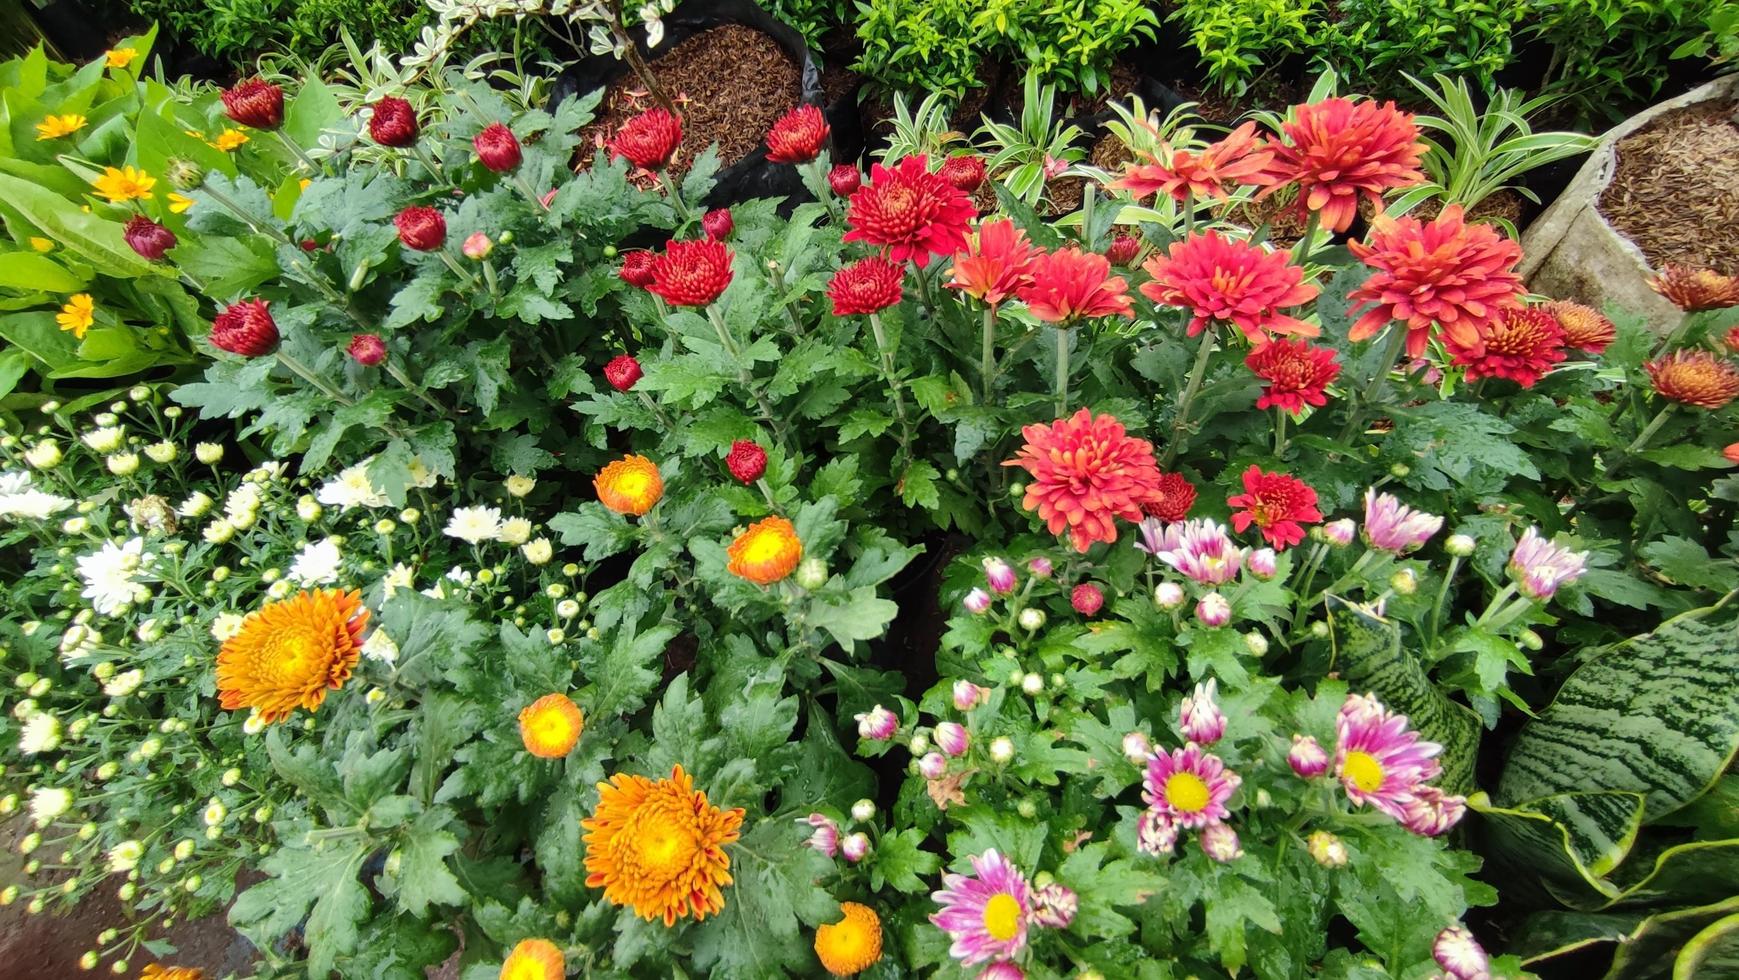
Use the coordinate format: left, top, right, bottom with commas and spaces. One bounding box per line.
519, 693, 585, 758
610, 108, 683, 172
595, 455, 664, 516
1246, 339, 1341, 414
1113, 121, 1274, 203
765, 104, 829, 164
1648, 265, 1739, 312
1444, 306, 1567, 387
216, 589, 369, 724
221, 79, 283, 130
948, 218, 1036, 307
1545, 301, 1617, 355
1346, 204, 1524, 358
1003, 409, 1164, 553
1016, 247, 1133, 323
1144, 471, 1197, 522
1256, 97, 1425, 232
499, 939, 564, 980
1140, 231, 1320, 340
1725, 442, 1739, 465
582, 765, 745, 926
842, 155, 975, 269
1645, 350, 1739, 410
647, 238, 734, 307
828, 257, 906, 316
727, 516, 803, 585
1228, 466, 1321, 550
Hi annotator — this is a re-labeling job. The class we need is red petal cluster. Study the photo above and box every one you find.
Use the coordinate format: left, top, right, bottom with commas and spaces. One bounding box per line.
474, 123, 522, 173
394, 206, 446, 251
1002, 409, 1165, 553
647, 239, 734, 307
210, 299, 279, 358
937, 155, 987, 193
368, 97, 419, 147
1645, 350, 1739, 410
347, 333, 387, 366
827, 257, 906, 316
726, 440, 768, 484
765, 105, 829, 164
702, 208, 734, 241
1648, 265, 1739, 312
1246, 339, 1342, 414
842, 155, 975, 269
1140, 231, 1319, 340
1104, 232, 1141, 267
1113, 122, 1273, 203
221, 79, 283, 129
1256, 98, 1425, 232
1444, 306, 1567, 387
828, 165, 862, 197
948, 219, 1036, 307
1071, 583, 1104, 616
1227, 466, 1321, 550
619, 251, 656, 288
1346, 204, 1524, 358
610, 109, 683, 172
1544, 301, 1616, 354
1144, 472, 1197, 522
604, 354, 642, 392
1017, 247, 1132, 323
123, 216, 177, 261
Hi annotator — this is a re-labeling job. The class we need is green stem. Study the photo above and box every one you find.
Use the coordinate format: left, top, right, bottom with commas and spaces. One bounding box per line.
1292, 210, 1321, 264
1182, 189, 1195, 238
511, 173, 549, 213
1336, 324, 1410, 445
1427, 554, 1462, 645
275, 350, 350, 406
276, 131, 321, 175
384, 360, 450, 417
1604, 405, 1673, 481
1159, 328, 1217, 469
1274, 408, 1289, 457
981, 305, 998, 401
659, 170, 694, 226
437, 250, 482, 289
480, 258, 500, 300
410, 143, 445, 182
1053, 323, 1071, 417
869, 312, 911, 432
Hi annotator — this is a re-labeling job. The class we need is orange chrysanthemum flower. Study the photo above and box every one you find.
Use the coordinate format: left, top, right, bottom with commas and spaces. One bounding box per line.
1256, 98, 1426, 233
141, 967, 205, 980
1545, 301, 1617, 355
499, 938, 565, 980
1346, 204, 1524, 358
1725, 442, 1739, 465
595, 455, 663, 516
1016, 247, 1133, 323
582, 765, 745, 926
216, 589, 369, 724
1112, 121, 1274, 203
1140, 231, 1320, 340
1725, 326, 1739, 354
1645, 350, 1739, 410
727, 516, 803, 585
949, 218, 1036, 307
1003, 409, 1165, 553
1444, 306, 1567, 388
519, 694, 585, 758
1648, 265, 1739, 312
815, 902, 884, 976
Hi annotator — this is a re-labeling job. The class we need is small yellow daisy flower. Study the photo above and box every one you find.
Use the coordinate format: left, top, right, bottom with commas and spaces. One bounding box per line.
91, 166, 156, 204
29, 238, 55, 252
34, 114, 87, 141
298, 178, 312, 191
105, 48, 139, 69
210, 128, 249, 152
57, 294, 96, 340
167, 192, 194, 214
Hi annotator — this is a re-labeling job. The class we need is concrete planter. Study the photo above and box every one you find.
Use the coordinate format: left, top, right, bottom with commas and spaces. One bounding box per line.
1519, 75, 1738, 335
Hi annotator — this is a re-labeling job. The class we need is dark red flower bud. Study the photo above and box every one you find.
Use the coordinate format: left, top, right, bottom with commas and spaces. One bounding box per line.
619, 251, 656, 288
610, 109, 683, 172
938, 154, 987, 193
604, 354, 643, 392
726, 439, 767, 484
221, 79, 284, 130
474, 123, 522, 173
1105, 232, 1141, 267
828, 164, 862, 197
347, 333, 387, 366
702, 208, 734, 241
122, 215, 177, 261
210, 298, 279, 357
394, 206, 446, 251
299, 239, 319, 252
1071, 582, 1104, 616
368, 96, 419, 147
765, 104, 829, 164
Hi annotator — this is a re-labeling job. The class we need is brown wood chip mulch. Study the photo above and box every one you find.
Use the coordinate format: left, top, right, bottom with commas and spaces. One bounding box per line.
1598, 100, 1739, 275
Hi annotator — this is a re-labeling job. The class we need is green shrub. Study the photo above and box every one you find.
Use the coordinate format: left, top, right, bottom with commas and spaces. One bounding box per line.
1530, 0, 1724, 120
852, 0, 989, 100
765, 0, 854, 53
982, 0, 1159, 95
1317, 0, 1527, 96
126, 0, 430, 65
1169, 0, 1319, 97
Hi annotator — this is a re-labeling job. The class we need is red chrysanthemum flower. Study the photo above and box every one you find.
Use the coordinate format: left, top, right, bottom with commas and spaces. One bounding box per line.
1113, 121, 1274, 203
948, 218, 1036, 307
1002, 409, 1165, 553
123, 215, 177, 261
1139, 231, 1320, 340
1255, 97, 1425, 232
221, 79, 283, 130
610, 108, 683, 172
619, 251, 656, 288
647, 239, 734, 307
1725, 442, 1739, 465
1648, 265, 1739, 312
1144, 472, 1197, 522
765, 105, 829, 164
828, 165, 862, 197
1645, 350, 1739, 410
1346, 204, 1525, 358
604, 354, 642, 392
828, 257, 905, 316
725, 440, 767, 484
210, 298, 279, 357
842, 155, 975, 269
938, 154, 987, 193
1105, 232, 1141, 267
1545, 301, 1617, 355
1246, 339, 1341, 414
1071, 583, 1104, 616
1228, 466, 1321, 550
703, 208, 733, 241
473, 123, 522, 173
1444, 306, 1567, 387
368, 97, 418, 147
394, 206, 446, 251
1017, 247, 1133, 323
347, 333, 387, 367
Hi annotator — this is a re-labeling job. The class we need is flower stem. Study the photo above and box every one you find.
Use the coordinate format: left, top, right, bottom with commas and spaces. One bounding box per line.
1160, 328, 1217, 469
869, 312, 910, 431
275, 350, 351, 406
480, 258, 500, 300
511, 173, 549, 213
437, 250, 482, 289
384, 360, 451, 417
1604, 404, 1673, 481
1427, 554, 1462, 645
276, 131, 321, 175
1274, 408, 1289, 457
1053, 323, 1071, 416
410, 144, 445, 182
1336, 323, 1409, 445
1291, 210, 1321, 264
981, 305, 998, 401
659, 170, 693, 226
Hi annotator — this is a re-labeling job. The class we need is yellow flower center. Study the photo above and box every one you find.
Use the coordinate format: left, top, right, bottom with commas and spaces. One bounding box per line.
1342, 750, 1385, 793
502, 961, 544, 980
1165, 771, 1211, 813
615, 469, 652, 501
529, 709, 574, 746
630, 812, 698, 880
741, 528, 791, 563
982, 893, 1022, 942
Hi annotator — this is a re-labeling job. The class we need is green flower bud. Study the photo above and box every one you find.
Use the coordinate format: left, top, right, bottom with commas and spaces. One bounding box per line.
165, 158, 206, 191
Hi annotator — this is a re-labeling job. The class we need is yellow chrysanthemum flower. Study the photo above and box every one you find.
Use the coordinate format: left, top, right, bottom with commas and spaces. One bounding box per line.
210, 128, 249, 152
726, 516, 803, 585
57, 294, 95, 340
92, 165, 156, 203
168, 192, 195, 214
105, 48, 139, 69
498, 938, 564, 980
594, 455, 663, 516
141, 965, 205, 980
216, 589, 370, 724
30, 237, 55, 252
35, 114, 87, 140
815, 902, 883, 976
518, 693, 584, 758
582, 765, 745, 926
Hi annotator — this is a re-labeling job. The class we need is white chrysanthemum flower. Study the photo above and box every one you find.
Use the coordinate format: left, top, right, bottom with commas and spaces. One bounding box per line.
443, 506, 503, 545
23, 442, 62, 470
288, 537, 342, 585
203, 801, 227, 826
19, 713, 61, 754
81, 426, 125, 453
178, 491, 214, 517
315, 462, 389, 512
107, 839, 144, 873
76, 538, 154, 616
245, 461, 288, 483
521, 537, 553, 565
224, 483, 262, 521
0, 471, 74, 521
58, 624, 99, 663
135, 618, 164, 643
505, 475, 536, 497
195, 442, 223, 464
381, 563, 415, 598
406, 457, 438, 489
144, 441, 177, 463
103, 669, 145, 698
210, 613, 245, 642
28, 787, 72, 826
498, 517, 533, 546
242, 712, 266, 735
360, 629, 398, 664
202, 519, 236, 544
106, 452, 140, 476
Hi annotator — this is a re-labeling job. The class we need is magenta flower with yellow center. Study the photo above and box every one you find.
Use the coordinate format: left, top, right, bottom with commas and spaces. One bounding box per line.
1141, 743, 1240, 828
928, 849, 1032, 967
1333, 692, 1443, 820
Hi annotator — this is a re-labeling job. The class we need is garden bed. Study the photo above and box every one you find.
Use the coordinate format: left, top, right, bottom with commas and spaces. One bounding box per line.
1598, 99, 1739, 275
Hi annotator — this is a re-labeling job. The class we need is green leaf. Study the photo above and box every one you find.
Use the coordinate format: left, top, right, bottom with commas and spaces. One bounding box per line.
688, 818, 836, 978
815, 586, 900, 646
899, 459, 941, 510
872, 828, 942, 894
230, 838, 370, 977
0, 172, 160, 278
387, 807, 467, 917
587, 622, 677, 721
1639, 537, 1739, 593
284, 75, 343, 149
0, 251, 87, 291
549, 502, 636, 562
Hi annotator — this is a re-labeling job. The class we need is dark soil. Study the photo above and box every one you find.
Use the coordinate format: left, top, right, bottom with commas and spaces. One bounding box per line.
575, 25, 801, 179
1229, 190, 1311, 246
1598, 100, 1739, 275
1355, 189, 1529, 235
1165, 78, 1300, 127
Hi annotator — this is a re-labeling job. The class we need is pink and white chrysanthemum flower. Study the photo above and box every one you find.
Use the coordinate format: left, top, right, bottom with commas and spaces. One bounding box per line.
1400, 785, 1468, 837
1134, 516, 1182, 556
1178, 678, 1227, 746
797, 812, 839, 856
977, 963, 1027, 980
1334, 692, 1443, 820
1362, 489, 1444, 554
929, 849, 1033, 966
1506, 526, 1589, 600
1142, 743, 1241, 829
1433, 924, 1491, 980
1155, 518, 1246, 585
1136, 808, 1179, 855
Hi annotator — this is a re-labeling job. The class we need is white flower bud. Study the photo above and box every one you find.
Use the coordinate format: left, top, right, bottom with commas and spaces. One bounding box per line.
850, 799, 876, 822
194, 443, 223, 464
144, 441, 177, 463
989, 736, 1015, 763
